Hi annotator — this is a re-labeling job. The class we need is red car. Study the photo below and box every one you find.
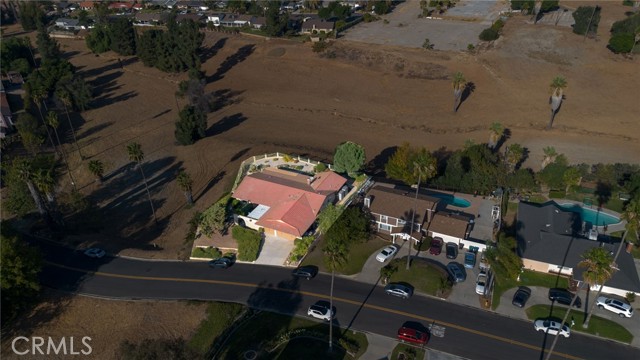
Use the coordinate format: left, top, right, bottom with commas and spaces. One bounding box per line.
397, 326, 429, 346
429, 237, 444, 255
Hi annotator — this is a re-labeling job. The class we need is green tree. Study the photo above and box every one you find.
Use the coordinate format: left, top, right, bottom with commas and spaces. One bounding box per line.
56, 74, 92, 112
541, 146, 558, 169
333, 141, 366, 178
510, 0, 535, 14
15, 112, 45, 155
126, 142, 158, 225
29, 86, 57, 152
488, 122, 504, 150
36, 24, 62, 64
608, 33, 635, 53
507, 168, 537, 193
200, 197, 228, 236
452, 72, 466, 113
174, 105, 207, 145
572, 6, 601, 36
562, 167, 581, 194
540, 0, 559, 13
621, 196, 640, 245
45, 111, 65, 155
505, 143, 525, 172
323, 236, 347, 350
579, 247, 615, 328
1, 225, 42, 324
110, 18, 137, 56
88, 159, 105, 182
33, 168, 56, 205
136, 29, 162, 67
265, 0, 289, 36
14, 158, 48, 217
54, 83, 84, 158
537, 154, 569, 190
485, 233, 523, 281
479, 27, 499, 41
85, 25, 111, 53
18, 2, 44, 30
1, 37, 34, 75
548, 76, 567, 129
317, 203, 342, 234
176, 170, 194, 205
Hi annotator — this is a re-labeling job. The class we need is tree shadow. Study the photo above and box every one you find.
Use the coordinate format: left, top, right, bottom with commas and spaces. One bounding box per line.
200, 37, 227, 64
365, 146, 398, 177
230, 147, 251, 162
80, 57, 138, 78
206, 113, 247, 137
246, 278, 303, 319
195, 170, 226, 202
77, 121, 114, 140
595, 182, 612, 207
210, 88, 245, 112
496, 128, 511, 152
207, 44, 255, 83
456, 82, 475, 112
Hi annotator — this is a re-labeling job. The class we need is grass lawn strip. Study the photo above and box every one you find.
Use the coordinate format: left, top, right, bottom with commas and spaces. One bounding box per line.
492, 270, 569, 309
303, 237, 388, 275
188, 302, 245, 354
526, 304, 632, 344
388, 258, 447, 296
391, 343, 425, 360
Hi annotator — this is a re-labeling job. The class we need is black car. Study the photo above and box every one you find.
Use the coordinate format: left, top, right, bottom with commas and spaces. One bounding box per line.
209, 257, 232, 269
548, 288, 582, 308
445, 242, 458, 259
446, 262, 466, 283
292, 265, 318, 280
512, 286, 532, 308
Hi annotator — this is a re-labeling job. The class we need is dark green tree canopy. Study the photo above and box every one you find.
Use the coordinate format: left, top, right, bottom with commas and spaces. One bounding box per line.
85, 25, 112, 54
18, 2, 45, 30
110, 18, 137, 56
136, 19, 204, 72
175, 105, 207, 145
385, 142, 437, 186
1, 37, 34, 75
333, 141, 366, 177
572, 6, 601, 36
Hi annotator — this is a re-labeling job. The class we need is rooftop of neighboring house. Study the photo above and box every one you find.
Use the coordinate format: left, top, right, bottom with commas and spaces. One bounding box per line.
176, 13, 204, 22
56, 18, 79, 26
428, 211, 471, 239
135, 12, 165, 22
301, 18, 335, 29
108, 2, 134, 9
365, 184, 440, 227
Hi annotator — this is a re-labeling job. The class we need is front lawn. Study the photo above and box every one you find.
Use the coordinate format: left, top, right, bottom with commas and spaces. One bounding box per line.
526, 305, 633, 344
188, 302, 245, 354
492, 270, 569, 309
302, 237, 388, 275
388, 258, 449, 297
391, 343, 425, 360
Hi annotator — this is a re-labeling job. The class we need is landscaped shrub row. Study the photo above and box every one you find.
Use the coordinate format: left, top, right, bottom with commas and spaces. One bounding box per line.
289, 236, 315, 263
191, 246, 222, 259
232, 226, 262, 262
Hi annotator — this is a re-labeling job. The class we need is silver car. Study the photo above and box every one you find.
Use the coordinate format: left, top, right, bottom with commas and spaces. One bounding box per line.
596, 296, 633, 318
384, 283, 413, 299
534, 319, 570, 338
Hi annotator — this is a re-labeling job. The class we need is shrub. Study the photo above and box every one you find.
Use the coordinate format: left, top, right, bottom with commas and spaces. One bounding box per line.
479, 27, 500, 41
312, 41, 329, 53
232, 226, 262, 262
191, 246, 222, 259
608, 33, 634, 53
185, 211, 202, 243
467, 43, 476, 52
200, 196, 229, 236
363, 13, 378, 22
282, 154, 293, 162
626, 292, 636, 303
572, 6, 601, 35
383, 19, 389, 24
314, 163, 327, 172
491, 19, 505, 32
289, 236, 315, 262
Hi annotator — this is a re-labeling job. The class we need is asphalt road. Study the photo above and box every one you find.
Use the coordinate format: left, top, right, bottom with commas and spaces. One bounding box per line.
34, 239, 639, 360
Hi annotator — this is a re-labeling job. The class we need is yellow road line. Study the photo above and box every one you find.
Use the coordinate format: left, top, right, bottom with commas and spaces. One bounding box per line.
48, 261, 581, 360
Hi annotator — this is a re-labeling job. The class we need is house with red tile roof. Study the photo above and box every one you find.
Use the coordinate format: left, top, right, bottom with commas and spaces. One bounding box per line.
79, 1, 95, 10
109, 2, 134, 10
232, 167, 348, 240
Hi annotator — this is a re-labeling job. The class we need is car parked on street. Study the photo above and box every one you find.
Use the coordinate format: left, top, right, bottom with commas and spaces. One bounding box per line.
464, 251, 476, 269
447, 262, 466, 283
209, 257, 232, 269
533, 319, 570, 338
548, 288, 582, 308
307, 300, 333, 321
429, 237, 443, 255
512, 286, 532, 308
292, 266, 318, 280
84, 248, 106, 258
376, 245, 398, 262
475, 272, 487, 295
596, 296, 634, 318
397, 326, 429, 346
384, 283, 413, 299
445, 242, 458, 259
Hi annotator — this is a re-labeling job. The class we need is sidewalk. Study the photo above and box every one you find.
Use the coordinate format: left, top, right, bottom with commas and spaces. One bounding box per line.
362, 332, 470, 360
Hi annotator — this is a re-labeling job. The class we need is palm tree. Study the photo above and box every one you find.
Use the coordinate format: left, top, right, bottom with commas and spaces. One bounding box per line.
88, 159, 105, 182
541, 146, 558, 169
126, 142, 157, 225
580, 247, 616, 328
505, 143, 524, 172
55, 87, 83, 159
176, 170, 194, 205
620, 196, 640, 247
488, 122, 504, 150
31, 87, 57, 153
406, 154, 437, 270
452, 72, 466, 113
14, 159, 48, 217
323, 239, 347, 351
548, 76, 567, 129
46, 110, 77, 190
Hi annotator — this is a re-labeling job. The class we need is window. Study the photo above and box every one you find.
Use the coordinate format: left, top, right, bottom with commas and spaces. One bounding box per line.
379, 223, 392, 232
380, 215, 388, 224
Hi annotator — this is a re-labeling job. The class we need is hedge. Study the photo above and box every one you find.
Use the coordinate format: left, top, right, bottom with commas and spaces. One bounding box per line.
191, 246, 222, 259
232, 226, 262, 262
479, 28, 500, 41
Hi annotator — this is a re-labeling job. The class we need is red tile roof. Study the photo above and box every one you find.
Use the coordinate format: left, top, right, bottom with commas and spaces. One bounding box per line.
79, 1, 95, 9
233, 168, 347, 237
108, 2, 134, 9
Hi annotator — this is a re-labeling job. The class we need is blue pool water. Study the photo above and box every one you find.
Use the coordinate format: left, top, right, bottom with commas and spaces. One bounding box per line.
558, 203, 621, 226
428, 193, 471, 208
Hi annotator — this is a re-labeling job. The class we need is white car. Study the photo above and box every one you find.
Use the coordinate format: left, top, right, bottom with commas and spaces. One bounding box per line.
534, 320, 570, 338
376, 245, 398, 262
84, 248, 106, 258
596, 296, 634, 318
307, 301, 333, 321
475, 272, 487, 295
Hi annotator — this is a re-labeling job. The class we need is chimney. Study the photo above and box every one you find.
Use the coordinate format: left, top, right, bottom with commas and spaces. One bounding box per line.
364, 196, 371, 208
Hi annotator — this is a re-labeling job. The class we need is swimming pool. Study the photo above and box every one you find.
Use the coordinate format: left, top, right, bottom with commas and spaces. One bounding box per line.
428, 193, 471, 208
558, 203, 621, 226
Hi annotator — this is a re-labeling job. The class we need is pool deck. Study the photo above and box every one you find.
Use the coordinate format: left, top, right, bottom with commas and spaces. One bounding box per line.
553, 199, 627, 233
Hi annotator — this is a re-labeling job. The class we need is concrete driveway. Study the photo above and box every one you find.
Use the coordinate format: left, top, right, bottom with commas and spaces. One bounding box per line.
254, 235, 295, 266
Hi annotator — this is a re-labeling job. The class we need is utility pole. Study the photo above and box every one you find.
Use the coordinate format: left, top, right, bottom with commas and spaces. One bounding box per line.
406, 169, 422, 270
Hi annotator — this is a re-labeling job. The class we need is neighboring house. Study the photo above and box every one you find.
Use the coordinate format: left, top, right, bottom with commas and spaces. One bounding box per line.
251, 16, 266, 29
207, 14, 225, 26
1, 90, 14, 138
363, 184, 439, 244
232, 167, 348, 240
79, 1, 95, 10
133, 3, 145, 11
134, 12, 165, 25
219, 14, 254, 27
108, 2, 134, 10
427, 211, 483, 251
176, 13, 204, 23
301, 18, 335, 34
182, 1, 208, 11
150, 0, 178, 8
55, 18, 82, 30
517, 201, 640, 297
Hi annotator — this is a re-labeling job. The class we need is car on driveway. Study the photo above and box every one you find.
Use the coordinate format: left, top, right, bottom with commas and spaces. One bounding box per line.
596, 296, 634, 318
209, 257, 232, 269
445, 242, 458, 259
447, 262, 466, 283
376, 245, 398, 262
292, 266, 318, 280
475, 272, 487, 295
397, 326, 429, 346
533, 319, 570, 338
307, 300, 333, 321
512, 286, 532, 308
84, 248, 106, 258
548, 288, 582, 308
429, 237, 443, 255
384, 283, 413, 299
464, 251, 476, 269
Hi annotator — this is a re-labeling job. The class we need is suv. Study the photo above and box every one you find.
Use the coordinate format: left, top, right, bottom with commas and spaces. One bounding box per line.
548, 288, 582, 308
429, 237, 444, 255
397, 326, 429, 346
446, 242, 458, 259
463, 252, 476, 269
596, 296, 633, 318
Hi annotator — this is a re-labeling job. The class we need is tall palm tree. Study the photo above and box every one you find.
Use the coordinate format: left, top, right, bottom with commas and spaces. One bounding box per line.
620, 196, 640, 246
46, 110, 77, 190
488, 122, 504, 150
88, 159, 105, 183
323, 239, 347, 351
406, 154, 437, 270
580, 247, 616, 328
31, 88, 57, 153
14, 159, 47, 217
548, 76, 567, 129
177, 170, 194, 205
541, 146, 558, 169
452, 72, 466, 113
33, 168, 57, 205
505, 143, 524, 172
55, 87, 83, 159
126, 142, 157, 225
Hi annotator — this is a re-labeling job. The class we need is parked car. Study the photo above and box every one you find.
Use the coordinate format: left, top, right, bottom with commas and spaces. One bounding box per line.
397, 326, 429, 345
479, 251, 490, 272
447, 262, 466, 283
548, 288, 582, 308
292, 266, 318, 280
429, 237, 444, 255
209, 257, 232, 269
307, 300, 333, 321
445, 242, 458, 259
512, 286, 532, 308
463, 251, 476, 269
475, 272, 487, 295
533, 319, 570, 338
84, 248, 106, 258
376, 245, 398, 262
596, 296, 634, 318
384, 283, 413, 299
